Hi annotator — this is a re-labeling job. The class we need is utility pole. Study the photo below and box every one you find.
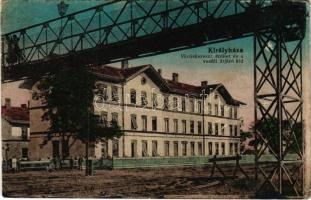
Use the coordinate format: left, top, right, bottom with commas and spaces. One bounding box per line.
200, 89, 208, 156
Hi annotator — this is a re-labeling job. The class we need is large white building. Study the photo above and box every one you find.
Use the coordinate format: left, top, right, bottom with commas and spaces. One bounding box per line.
29, 62, 245, 160
91, 62, 245, 159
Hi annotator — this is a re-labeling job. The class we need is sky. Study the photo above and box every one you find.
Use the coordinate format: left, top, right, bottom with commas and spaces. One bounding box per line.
1, 0, 310, 131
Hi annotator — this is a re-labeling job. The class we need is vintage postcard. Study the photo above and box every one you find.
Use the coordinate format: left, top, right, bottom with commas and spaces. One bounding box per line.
1, 0, 310, 198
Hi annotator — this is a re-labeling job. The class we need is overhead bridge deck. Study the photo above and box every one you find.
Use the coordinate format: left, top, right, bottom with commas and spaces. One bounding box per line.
1, 0, 305, 81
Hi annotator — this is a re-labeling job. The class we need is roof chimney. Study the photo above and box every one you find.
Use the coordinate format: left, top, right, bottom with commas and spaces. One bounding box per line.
157, 68, 162, 76
201, 81, 208, 86
172, 73, 179, 82
5, 98, 11, 108
121, 60, 128, 70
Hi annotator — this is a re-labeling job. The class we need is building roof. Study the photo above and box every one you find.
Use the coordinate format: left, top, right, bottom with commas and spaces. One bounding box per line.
166, 79, 203, 95
1, 106, 29, 124
90, 64, 246, 106
90, 65, 148, 82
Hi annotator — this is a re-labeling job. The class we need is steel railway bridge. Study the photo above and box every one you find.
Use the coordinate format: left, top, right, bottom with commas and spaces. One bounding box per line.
1, 0, 307, 197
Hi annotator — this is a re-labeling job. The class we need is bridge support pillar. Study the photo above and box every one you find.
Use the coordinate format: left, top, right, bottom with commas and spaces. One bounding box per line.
254, 30, 304, 196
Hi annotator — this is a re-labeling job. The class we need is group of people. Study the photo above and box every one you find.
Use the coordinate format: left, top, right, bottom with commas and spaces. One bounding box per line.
3, 156, 96, 172
49, 156, 85, 171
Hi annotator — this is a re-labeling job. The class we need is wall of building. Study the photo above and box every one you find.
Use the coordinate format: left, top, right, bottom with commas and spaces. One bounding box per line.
2, 119, 30, 160
29, 70, 243, 160
1, 80, 30, 107
28, 134, 94, 160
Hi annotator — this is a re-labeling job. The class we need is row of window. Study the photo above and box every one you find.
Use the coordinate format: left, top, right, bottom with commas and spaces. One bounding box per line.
101, 140, 239, 158
131, 114, 203, 134
95, 84, 119, 102
97, 112, 239, 136
208, 103, 238, 118
131, 114, 239, 136
207, 122, 239, 136
208, 142, 239, 156
95, 84, 238, 118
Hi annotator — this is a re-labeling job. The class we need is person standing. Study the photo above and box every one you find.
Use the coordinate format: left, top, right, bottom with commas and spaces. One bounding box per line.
78, 156, 83, 170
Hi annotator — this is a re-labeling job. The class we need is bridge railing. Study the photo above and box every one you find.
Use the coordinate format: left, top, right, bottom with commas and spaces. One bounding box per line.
1, 0, 272, 68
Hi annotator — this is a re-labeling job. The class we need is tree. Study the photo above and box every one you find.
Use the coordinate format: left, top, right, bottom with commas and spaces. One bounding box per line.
253, 118, 302, 155
240, 130, 253, 154
35, 67, 124, 173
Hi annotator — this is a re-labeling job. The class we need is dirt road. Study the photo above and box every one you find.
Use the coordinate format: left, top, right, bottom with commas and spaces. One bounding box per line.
3, 165, 258, 198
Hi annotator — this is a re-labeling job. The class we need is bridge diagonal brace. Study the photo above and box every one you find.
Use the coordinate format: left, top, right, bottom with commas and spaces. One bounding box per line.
254, 28, 304, 196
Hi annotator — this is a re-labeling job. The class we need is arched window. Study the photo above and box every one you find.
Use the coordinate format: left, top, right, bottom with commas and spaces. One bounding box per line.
130, 89, 136, 104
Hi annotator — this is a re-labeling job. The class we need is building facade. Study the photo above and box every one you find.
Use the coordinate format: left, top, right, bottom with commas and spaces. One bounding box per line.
2, 99, 30, 160
29, 63, 245, 160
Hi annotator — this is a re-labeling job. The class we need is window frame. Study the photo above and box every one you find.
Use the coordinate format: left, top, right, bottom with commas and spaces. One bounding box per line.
141, 115, 147, 131
190, 142, 195, 156
173, 141, 178, 156
130, 89, 136, 104
173, 119, 178, 133
152, 93, 158, 109
182, 120, 187, 133
182, 98, 186, 112
220, 105, 224, 116
190, 121, 194, 133
221, 123, 225, 135
131, 114, 138, 130
142, 140, 148, 157
198, 142, 203, 156
208, 122, 213, 135
208, 103, 212, 115
100, 111, 108, 126
141, 91, 147, 107
163, 95, 169, 110
221, 142, 225, 155
152, 117, 157, 131
95, 83, 108, 102
197, 121, 202, 134
208, 142, 213, 155
111, 112, 118, 125
111, 85, 119, 102
234, 107, 238, 118
215, 123, 219, 136
182, 141, 187, 156
164, 118, 169, 132
164, 141, 170, 157
215, 104, 219, 116
215, 142, 219, 155
190, 99, 195, 113
152, 140, 158, 157
197, 100, 202, 113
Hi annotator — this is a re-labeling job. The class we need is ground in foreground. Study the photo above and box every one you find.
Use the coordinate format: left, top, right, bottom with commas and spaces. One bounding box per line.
3, 165, 264, 198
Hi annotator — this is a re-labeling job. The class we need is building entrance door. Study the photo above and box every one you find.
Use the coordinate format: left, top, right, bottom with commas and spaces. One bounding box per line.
52, 141, 60, 158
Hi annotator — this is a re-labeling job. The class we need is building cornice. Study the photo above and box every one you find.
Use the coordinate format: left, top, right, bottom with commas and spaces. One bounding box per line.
29, 130, 240, 139
95, 101, 242, 121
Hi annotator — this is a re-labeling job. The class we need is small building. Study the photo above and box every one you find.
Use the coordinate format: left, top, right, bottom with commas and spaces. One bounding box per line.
2, 99, 30, 161
28, 63, 245, 163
